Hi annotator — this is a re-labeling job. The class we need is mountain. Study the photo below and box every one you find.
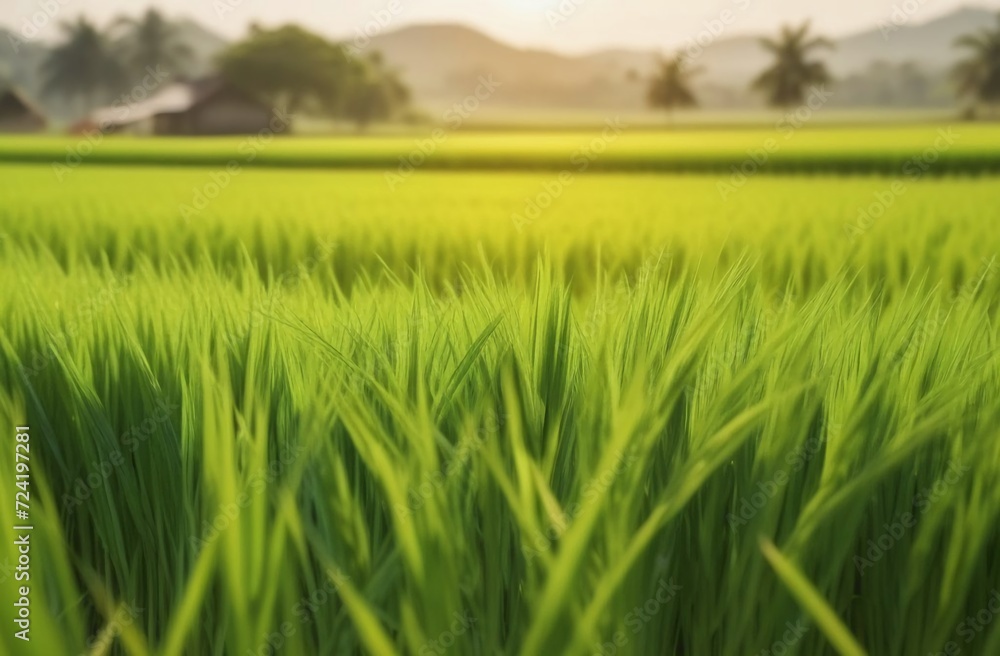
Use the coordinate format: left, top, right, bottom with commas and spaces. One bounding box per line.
365, 6, 999, 111
832, 6, 995, 75
361, 24, 647, 112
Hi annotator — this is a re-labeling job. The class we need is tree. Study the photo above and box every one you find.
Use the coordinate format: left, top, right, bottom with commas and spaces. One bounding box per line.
218, 25, 411, 130
647, 54, 700, 119
41, 18, 124, 115
111, 9, 192, 79
952, 12, 1000, 112
752, 22, 833, 107
217, 25, 353, 115
340, 53, 410, 130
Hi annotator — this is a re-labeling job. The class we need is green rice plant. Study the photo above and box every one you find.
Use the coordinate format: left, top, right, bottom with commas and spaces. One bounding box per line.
1, 242, 998, 655
1, 166, 999, 297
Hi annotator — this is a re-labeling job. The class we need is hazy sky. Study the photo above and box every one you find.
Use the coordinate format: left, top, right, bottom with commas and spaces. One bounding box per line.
8, 0, 1000, 54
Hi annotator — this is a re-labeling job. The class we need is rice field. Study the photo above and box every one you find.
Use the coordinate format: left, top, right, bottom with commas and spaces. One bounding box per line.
1, 132, 1000, 656
1, 124, 999, 174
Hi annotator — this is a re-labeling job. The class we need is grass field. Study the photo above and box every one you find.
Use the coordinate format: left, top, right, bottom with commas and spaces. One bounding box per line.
1, 165, 996, 291
1, 124, 999, 174
1, 132, 1000, 656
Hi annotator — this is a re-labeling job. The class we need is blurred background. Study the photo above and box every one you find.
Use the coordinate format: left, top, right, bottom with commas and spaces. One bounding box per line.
2, 1, 999, 134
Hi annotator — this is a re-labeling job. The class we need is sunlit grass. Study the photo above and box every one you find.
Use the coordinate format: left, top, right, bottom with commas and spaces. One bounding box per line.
1, 165, 998, 294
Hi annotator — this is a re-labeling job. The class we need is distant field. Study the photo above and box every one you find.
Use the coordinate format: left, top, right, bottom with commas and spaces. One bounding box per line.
1, 165, 997, 292
1, 124, 999, 174
295, 108, 961, 131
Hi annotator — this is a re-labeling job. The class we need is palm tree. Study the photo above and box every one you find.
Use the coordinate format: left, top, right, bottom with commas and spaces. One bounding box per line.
41, 18, 124, 115
952, 13, 1000, 113
647, 54, 701, 121
111, 9, 192, 78
752, 22, 833, 107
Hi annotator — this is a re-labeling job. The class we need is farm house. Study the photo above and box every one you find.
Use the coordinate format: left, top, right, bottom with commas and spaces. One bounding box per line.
92, 77, 276, 136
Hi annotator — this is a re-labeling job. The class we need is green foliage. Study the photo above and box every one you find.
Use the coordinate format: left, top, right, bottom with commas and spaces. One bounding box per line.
340, 53, 411, 130
952, 12, 1000, 106
216, 26, 409, 129
216, 24, 354, 116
